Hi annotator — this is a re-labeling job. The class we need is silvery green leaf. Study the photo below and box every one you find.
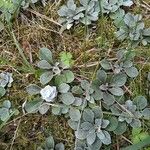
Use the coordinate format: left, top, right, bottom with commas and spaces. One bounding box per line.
45, 136, 55, 149
68, 119, 78, 130
142, 108, 150, 120
75, 129, 88, 140
124, 13, 136, 27
52, 106, 61, 115
39, 47, 53, 64
133, 96, 147, 110
71, 86, 83, 95
55, 143, 65, 150
112, 73, 127, 87
37, 60, 52, 69
83, 109, 94, 123
106, 116, 118, 131
100, 59, 112, 70
63, 70, 74, 83
38, 103, 50, 115
115, 28, 128, 40
100, 130, 111, 145
0, 107, 9, 121
92, 106, 103, 119
142, 39, 148, 46
26, 84, 41, 95
97, 130, 105, 140
103, 92, 115, 105
125, 66, 138, 78
102, 119, 110, 128
80, 0, 88, 7
73, 97, 83, 106
24, 99, 43, 113
130, 119, 141, 128
61, 105, 69, 114
60, 92, 75, 105
96, 70, 107, 82
3, 100, 11, 109
143, 28, 150, 36
87, 132, 96, 145
55, 74, 66, 85
92, 89, 103, 100
40, 71, 53, 85
58, 5, 68, 16
148, 72, 150, 81
87, 138, 102, 150
129, 31, 140, 41
123, 60, 133, 68
122, 0, 133, 6
113, 122, 127, 135
69, 108, 81, 121
81, 80, 90, 90
67, 0, 76, 10
110, 104, 121, 114
58, 83, 70, 93
81, 122, 93, 131
109, 87, 124, 96
0, 86, 6, 98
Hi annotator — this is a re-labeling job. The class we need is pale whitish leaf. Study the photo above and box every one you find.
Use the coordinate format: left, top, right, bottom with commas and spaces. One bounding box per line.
115, 29, 127, 40
0, 108, 9, 121
123, 60, 133, 68
113, 122, 127, 135
142, 108, 150, 120
40, 71, 53, 85
63, 70, 74, 83
100, 59, 112, 70
124, 13, 135, 27
0, 86, 6, 98
86, 132, 96, 145
38, 103, 50, 115
81, 122, 93, 131
133, 96, 147, 110
68, 119, 78, 130
39, 47, 53, 63
24, 99, 43, 113
60, 92, 75, 105
75, 129, 88, 140
45, 136, 55, 149
106, 116, 118, 131
26, 84, 41, 95
100, 130, 111, 145
58, 83, 70, 93
109, 87, 124, 96
96, 70, 107, 82
81, 80, 90, 90
125, 67, 138, 78
112, 73, 127, 87
103, 92, 115, 105
122, 0, 133, 6
3, 100, 11, 109
69, 108, 81, 121
143, 28, 150, 36
55, 143, 65, 150
37, 60, 52, 69
83, 109, 94, 123
61, 106, 69, 114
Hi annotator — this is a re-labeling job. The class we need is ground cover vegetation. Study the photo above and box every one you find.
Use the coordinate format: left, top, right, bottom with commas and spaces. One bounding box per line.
0, 0, 150, 149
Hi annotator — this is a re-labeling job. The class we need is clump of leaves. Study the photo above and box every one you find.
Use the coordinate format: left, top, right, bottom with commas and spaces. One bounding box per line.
0, 72, 13, 98
100, 49, 139, 78
0, 100, 18, 129
115, 13, 150, 46
37, 47, 74, 85
37, 135, 65, 150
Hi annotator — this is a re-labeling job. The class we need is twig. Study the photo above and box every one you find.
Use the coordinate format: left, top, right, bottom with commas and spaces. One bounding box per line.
27, 9, 62, 26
